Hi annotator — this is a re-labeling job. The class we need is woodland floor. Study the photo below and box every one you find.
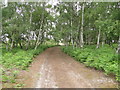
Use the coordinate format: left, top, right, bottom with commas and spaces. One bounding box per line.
17, 47, 118, 88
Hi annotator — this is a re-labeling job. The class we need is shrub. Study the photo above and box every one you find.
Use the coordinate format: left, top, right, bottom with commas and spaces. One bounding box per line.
1, 44, 54, 86
62, 45, 119, 81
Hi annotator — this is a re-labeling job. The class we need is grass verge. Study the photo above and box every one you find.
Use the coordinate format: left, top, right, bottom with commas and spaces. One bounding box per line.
62, 45, 119, 82
0, 44, 54, 88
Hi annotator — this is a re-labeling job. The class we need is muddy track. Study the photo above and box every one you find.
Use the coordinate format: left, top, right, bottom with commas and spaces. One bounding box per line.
18, 47, 118, 88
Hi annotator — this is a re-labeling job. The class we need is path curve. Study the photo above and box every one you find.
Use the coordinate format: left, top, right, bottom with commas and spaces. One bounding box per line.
18, 47, 118, 88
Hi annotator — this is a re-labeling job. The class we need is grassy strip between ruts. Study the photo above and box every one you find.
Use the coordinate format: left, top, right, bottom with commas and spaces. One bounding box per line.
62, 45, 120, 82
0, 44, 54, 88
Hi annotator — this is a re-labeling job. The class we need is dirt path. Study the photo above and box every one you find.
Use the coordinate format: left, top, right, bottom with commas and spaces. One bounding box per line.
18, 47, 118, 88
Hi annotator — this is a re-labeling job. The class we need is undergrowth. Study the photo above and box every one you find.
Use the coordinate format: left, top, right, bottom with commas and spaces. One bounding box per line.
62, 45, 119, 81
0, 44, 54, 87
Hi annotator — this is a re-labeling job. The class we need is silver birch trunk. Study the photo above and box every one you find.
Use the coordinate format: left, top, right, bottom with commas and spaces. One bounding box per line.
10, 39, 14, 50
80, 3, 84, 48
117, 36, 120, 53
70, 8, 74, 49
34, 3, 45, 50
6, 43, 9, 51
96, 29, 101, 48
102, 34, 105, 47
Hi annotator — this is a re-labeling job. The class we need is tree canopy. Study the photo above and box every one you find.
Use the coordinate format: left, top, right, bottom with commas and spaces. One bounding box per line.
1, 2, 120, 51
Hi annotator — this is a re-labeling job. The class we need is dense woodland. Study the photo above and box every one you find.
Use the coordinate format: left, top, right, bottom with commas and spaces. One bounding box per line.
1, 1, 120, 88
1, 2, 120, 50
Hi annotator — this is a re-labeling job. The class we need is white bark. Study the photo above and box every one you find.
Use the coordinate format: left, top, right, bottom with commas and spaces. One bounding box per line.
102, 34, 105, 47
34, 3, 45, 50
96, 29, 101, 49
30, 12, 32, 24
6, 43, 8, 50
80, 3, 84, 48
117, 36, 120, 53
10, 39, 14, 50
70, 5, 74, 49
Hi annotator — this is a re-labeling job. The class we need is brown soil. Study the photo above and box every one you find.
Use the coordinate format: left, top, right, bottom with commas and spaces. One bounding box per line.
17, 47, 118, 88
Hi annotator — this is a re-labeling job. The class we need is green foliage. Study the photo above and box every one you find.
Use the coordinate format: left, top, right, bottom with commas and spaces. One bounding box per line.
1, 45, 54, 86
1, 45, 53, 69
1, 2, 120, 87
14, 83, 25, 88
62, 45, 119, 81
2, 75, 16, 83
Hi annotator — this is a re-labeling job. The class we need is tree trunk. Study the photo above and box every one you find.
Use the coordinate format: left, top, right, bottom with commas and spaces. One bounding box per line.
19, 42, 23, 49
102, 34, 105, 47
6, 43, 9, 51
71, 38, 74, 48
26, 40, 30, 50
80, 3, 84, 48
10, 39, 14, 50
96, 29, 101, 48
117, 36, 120, 53
34, 3, 45, 50
30, 11, 32, 24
